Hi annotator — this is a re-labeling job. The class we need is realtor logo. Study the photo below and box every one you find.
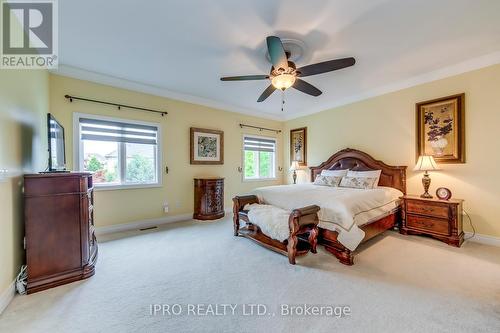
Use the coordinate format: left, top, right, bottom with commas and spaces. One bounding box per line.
1, 0, 58, 69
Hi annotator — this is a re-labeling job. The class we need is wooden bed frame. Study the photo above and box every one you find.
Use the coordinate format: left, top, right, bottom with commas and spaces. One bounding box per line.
310, 148, 407, 265
232, 196, 320, 264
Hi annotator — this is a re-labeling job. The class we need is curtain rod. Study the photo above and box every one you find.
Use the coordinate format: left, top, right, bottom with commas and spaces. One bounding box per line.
239, 123, 281, 134
64, 94, 167, 116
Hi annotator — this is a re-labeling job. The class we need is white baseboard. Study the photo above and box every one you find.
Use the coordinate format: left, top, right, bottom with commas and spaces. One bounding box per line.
465, 232, 500, 247
0, 280, 16, 315
95, 210, 233, 236
95, 213, 193, 236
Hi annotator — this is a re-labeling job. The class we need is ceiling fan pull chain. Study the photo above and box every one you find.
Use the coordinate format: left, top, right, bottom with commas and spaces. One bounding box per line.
281, 90, 285, 112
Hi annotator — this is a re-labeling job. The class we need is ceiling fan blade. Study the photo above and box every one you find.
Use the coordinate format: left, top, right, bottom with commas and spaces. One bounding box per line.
257, 85, 276, 102
220, 75, 269, 81
297, 57, 355, 77
293, 79, 322, 97
266, 36, 288, 70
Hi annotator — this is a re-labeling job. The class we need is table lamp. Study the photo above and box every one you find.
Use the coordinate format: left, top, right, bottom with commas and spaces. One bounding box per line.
290, 161, 300, 184
414, 155, 439, 198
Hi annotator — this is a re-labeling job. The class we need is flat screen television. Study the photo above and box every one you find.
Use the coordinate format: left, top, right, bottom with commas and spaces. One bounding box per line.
47, 113, 66, 172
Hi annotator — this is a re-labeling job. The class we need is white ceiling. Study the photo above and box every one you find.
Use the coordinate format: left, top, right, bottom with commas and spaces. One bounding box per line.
56, 0, 500, 120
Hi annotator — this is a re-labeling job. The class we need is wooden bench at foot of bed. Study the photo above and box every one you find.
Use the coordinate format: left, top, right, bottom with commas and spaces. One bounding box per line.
233, 195, 320, 265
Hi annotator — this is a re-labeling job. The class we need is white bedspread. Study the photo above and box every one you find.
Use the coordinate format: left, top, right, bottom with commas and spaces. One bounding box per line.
251, 184, 403, 250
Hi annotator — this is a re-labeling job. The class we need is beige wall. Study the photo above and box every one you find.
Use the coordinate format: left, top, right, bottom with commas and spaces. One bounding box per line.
49, 74, 284, 227
0, 70, 49, 295
284, 64, 500, 238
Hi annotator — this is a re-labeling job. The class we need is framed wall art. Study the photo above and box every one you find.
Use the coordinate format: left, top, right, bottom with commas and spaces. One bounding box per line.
290, 127, 307, 166
416, 93, 465, 163
190, 127, 224, 165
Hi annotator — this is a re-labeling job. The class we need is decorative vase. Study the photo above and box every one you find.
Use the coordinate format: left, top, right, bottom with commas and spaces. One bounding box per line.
430, 136, 448, 156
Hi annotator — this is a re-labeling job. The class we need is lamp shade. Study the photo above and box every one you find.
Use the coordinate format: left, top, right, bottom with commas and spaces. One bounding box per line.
414, 155, 439, 171
290, 160, 300, 171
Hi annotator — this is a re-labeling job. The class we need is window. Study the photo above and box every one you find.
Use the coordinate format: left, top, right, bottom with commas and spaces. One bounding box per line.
243, 135, 276, 180
74, 114, 161, 189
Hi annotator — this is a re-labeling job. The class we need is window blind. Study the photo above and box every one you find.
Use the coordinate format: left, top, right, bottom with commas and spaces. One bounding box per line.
243, 136, 276, 152
79, 118, 158, 145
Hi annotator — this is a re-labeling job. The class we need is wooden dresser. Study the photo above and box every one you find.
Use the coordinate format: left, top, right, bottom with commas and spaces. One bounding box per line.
193, 177, 225, 220
400, 195, 464, 247
24, 172, 97, 294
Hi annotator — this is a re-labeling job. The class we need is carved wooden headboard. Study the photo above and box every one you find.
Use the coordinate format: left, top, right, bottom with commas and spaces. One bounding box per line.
310, 148, 407, 194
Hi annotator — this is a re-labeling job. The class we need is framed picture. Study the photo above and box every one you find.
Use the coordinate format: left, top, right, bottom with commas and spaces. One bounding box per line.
416, 93, 465, 163
190, 127, 224, 165
290, 127, 307, 166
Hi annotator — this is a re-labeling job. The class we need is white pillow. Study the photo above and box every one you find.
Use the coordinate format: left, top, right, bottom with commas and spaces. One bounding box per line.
313, 175, 342, 187
346, 170, 382, 187
321, 169, 348, 177
339, 176, 378, 189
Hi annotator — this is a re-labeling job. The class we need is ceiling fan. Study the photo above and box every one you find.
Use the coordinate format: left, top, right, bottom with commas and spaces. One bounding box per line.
220, 36, 355, 104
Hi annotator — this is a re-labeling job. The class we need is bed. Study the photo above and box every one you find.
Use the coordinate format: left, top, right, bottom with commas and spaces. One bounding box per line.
234, 148, 407, 265
311, 148, 406, 264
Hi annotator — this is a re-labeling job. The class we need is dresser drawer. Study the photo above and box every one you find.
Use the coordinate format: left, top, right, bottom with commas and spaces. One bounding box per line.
406, 200, 449, 219
406, 214, 450, 235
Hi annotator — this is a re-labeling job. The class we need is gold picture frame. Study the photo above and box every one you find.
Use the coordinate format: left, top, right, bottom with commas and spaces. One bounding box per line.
416, 93, 465, 163
290, 127, 307, 166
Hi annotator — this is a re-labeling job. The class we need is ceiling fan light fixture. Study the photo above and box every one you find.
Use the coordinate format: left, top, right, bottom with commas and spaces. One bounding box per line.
271, 73, 296, 90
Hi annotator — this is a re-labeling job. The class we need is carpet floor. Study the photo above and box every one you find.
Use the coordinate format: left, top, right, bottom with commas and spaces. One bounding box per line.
1, 216, 499, 332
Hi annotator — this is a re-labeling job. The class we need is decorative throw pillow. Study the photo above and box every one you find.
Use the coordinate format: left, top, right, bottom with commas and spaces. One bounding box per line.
346, 170, 381, 187
314, 175, 342, 187
321, 169, 349, 177
339, 176, 378, 189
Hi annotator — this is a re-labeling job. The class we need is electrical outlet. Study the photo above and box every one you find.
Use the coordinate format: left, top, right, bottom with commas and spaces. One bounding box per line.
163, 202, 169, 213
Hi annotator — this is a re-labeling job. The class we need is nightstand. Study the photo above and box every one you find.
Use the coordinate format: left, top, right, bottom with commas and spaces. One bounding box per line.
400, 195, 464, 247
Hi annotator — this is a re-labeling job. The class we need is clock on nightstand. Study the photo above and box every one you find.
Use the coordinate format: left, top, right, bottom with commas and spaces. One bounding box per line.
399, 195, 464, 247
436, 187, 452, 200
